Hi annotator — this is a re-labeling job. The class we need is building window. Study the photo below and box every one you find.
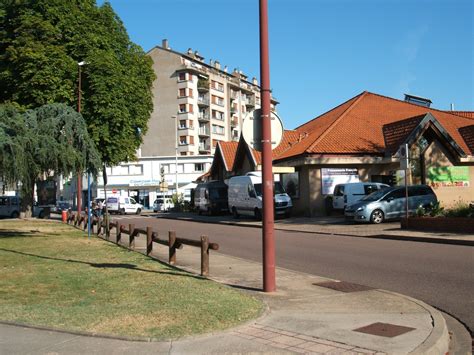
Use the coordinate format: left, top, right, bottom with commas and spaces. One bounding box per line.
179, 136, 187, 145
212, 110, 224, 120
212, 80, 224, 92
178, 72, 186, 81
129, 164, 143, 175
179, 104, 186, 113
212, 124, 225, 135
189, 88, 193, 98
179, 120, 187, 129
179, 88, 186, 97
161, 164, 170, 174
194, 163, 205, 172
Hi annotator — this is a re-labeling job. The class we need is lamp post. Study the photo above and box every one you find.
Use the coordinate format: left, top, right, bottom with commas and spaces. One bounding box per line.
77, 61, 86, 214
172, 115, 178, 196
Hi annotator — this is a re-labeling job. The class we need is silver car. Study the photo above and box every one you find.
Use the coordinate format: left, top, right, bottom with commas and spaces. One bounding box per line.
344, 185, 437, 224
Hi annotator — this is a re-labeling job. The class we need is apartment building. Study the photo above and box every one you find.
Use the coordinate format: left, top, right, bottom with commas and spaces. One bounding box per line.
94, 39, 277, 208
142, 39, 277, 157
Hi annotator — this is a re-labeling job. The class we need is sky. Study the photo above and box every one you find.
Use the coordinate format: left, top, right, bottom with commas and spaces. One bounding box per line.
99, 0, 473, 130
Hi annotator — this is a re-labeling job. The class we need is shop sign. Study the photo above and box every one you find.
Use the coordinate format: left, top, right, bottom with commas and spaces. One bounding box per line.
321, 168, 359, 195
428, 166, 470, 188
129, 179, 161, 187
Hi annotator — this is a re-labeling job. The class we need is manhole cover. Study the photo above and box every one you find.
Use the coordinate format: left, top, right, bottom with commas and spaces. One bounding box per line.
313, 281, 374, 293
353, 322, 415, 338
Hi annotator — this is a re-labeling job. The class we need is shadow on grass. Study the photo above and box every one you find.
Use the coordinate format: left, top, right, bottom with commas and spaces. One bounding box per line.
0, 230, 44, 238
0, 248, 205, 281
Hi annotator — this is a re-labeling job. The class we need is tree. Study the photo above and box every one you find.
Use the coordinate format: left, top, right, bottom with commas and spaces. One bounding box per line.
0, 0, 155, 166
0, 103, 101, 217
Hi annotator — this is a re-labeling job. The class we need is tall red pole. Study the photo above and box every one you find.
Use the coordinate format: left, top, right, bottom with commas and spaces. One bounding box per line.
259, 0, 276, 292
77, 64, 82, 213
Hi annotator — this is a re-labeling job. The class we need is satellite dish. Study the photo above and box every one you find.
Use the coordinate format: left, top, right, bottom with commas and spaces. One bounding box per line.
242, 109, 284, 152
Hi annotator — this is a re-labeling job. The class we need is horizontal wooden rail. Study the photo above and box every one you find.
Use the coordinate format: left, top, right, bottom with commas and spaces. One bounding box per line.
64, 212, 219, 276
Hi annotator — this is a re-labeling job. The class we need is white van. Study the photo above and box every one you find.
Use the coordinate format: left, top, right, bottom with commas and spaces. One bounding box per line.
228, 172, 292, 219
106, 196, 143, 215
332, 182, 389, 210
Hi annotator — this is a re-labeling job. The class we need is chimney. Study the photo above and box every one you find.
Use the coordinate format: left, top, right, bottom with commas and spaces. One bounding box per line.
187, 48, 193, 55
252, 77, 258, 85
215, 61, 221, 70
450, 103, 455, 111
162, 39, 169, 49
224, 66, 228, 73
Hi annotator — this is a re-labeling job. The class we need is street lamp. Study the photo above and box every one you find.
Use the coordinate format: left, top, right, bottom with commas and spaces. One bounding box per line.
77, 61, 87, 214
172, 115, 178, 196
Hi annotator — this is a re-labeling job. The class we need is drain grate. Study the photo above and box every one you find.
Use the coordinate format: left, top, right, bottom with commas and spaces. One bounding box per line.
313, 281, 374, 293
353, 322, 415, 338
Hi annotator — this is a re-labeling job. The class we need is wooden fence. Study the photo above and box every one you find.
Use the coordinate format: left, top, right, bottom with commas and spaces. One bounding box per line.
65, 211, 219, 276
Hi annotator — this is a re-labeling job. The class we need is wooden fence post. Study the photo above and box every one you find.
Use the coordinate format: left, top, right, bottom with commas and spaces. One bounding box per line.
105, 216, 110, 240
169, 231, 176, 265
201, 235, 209, 276
129, 223, 135, 250
146, 227, 153, 255
116, 222, 121, 244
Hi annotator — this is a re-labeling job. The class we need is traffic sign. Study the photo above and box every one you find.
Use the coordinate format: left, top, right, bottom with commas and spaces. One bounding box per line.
242, 109, 284, 152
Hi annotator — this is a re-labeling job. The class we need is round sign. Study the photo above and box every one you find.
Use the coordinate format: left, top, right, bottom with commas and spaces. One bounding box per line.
242, 109, 284, 152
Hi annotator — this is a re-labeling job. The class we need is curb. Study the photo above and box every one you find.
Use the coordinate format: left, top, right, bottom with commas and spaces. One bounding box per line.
154, 214, 474, 247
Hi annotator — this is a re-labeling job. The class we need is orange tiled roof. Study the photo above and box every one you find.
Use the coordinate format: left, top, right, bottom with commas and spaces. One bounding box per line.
217, 141, 239, 171
449, 111, 474, 119
250, 130, 301, 164
277, 91, 474, 160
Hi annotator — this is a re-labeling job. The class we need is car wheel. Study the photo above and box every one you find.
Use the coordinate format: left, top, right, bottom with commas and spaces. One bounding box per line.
254, 208, 262, 221
38, 211, 44, 219
11, 211, 19, 218
136, 208, 141, 215
120, 208, 126, 215
232, 207, 239, 219
370, 209, 384, 224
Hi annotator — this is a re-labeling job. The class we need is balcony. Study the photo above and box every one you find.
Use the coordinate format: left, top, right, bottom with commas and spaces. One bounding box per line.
197, 79, 209, 92
199, 144, 211, 153
198, 127, 210, 137
245, 96, 256, 108
198, 112, 210, 122
230, 118, 238, 127
230, 106, 238, 115
198, 96, 209, 106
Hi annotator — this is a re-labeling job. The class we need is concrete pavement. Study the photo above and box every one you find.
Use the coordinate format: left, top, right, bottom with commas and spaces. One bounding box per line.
2, 215, 469, 354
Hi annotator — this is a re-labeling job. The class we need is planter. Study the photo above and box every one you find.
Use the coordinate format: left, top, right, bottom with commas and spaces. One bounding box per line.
401, 217, 474, 234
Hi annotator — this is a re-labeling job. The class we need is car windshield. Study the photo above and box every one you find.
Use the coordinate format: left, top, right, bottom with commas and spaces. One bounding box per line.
361, 188, 390, 202
210, 188, 227, 199
155, 199, 164, 204
253, 182, 286, 197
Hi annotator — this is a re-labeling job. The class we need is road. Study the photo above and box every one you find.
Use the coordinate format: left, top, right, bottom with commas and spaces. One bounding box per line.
119, 216, 474, 335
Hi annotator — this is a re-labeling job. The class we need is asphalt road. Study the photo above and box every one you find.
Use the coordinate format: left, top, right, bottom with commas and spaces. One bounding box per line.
119, 216, 474, 335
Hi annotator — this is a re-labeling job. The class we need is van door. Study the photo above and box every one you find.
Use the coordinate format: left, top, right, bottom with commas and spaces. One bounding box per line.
332, 185, 345, 210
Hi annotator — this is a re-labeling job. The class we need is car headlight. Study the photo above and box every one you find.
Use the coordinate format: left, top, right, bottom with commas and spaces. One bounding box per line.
356, 206, 365, 212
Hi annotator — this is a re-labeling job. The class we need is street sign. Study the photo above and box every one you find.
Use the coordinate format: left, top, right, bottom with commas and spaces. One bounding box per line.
242, 109, 284, 151
399, 143, 409, 170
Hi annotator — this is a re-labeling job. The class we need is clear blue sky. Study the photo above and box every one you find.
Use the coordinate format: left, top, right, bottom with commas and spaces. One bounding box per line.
100, 0, 473, 129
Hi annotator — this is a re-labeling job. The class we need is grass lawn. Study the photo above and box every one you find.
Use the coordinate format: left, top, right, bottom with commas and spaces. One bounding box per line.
0, 220, 263, 340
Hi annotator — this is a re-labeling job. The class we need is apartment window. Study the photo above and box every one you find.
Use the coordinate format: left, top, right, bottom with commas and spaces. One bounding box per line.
129, 164, 143, 175
212, 139, 219, 148
179, 104, 186, 113
212, 80, 224, 92
179, 136, 187, 145
188, 88, 193, 98
179, 88, 186, 97
180, 152, 187, 156
212, 124, 225, 135
161, 164, 170, 174
178, 72, 186, 81
212, 110, 224, 120
194, 163, 205, 172
188, 103, 193, 113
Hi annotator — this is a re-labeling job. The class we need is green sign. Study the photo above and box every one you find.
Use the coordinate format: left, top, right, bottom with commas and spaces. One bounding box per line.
428, 166, 470, 186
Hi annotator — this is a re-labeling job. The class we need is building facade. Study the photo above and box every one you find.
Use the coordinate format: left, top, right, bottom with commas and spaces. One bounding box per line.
95, 39, 277, 207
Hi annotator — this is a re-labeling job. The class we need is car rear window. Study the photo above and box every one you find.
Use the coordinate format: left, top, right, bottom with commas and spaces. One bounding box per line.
107, 197, 118, 203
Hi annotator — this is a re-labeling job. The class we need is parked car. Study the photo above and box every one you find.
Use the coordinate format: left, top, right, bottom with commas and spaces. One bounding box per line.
52, 201, 71, 212
152, 197, 174, 212
332, 182, 390, 211
228, 172, 292, 219
106, 196, 143, 215
0, 196, 20, 218
344, 185, 437, 224
194, 181, 228, 215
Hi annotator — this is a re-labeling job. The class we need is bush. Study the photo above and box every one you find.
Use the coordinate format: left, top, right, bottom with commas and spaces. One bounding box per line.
416, 200, 473, 218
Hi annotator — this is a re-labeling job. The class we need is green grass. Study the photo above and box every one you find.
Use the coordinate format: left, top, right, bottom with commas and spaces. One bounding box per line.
0, 220, 263, 339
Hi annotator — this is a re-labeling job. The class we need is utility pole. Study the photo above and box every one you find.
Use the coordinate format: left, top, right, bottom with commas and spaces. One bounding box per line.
259, 0, 276, 292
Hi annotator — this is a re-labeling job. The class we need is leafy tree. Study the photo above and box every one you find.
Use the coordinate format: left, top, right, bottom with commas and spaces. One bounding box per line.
0, 104, 101, 217
0, 0, 155, 166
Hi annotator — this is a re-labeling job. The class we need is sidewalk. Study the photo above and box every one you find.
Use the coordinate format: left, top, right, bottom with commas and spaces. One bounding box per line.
152, 212, 474, 246
1, 223, 457, 354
